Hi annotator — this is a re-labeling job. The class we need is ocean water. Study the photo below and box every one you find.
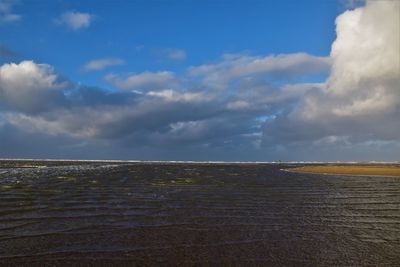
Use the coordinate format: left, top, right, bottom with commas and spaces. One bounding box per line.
0, 162, 399, 266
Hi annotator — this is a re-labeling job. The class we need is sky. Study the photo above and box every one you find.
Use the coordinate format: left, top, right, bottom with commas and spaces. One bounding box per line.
0, 0, 399, 161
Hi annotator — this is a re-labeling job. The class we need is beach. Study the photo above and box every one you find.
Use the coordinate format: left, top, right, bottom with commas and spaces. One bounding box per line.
0, 161, 399, 266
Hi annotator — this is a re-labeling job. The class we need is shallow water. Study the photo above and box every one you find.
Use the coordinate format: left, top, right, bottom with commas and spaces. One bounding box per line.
0, 162, 399, 266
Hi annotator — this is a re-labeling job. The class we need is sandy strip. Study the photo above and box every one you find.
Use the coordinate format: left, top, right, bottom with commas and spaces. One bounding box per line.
285, 165, 400, 177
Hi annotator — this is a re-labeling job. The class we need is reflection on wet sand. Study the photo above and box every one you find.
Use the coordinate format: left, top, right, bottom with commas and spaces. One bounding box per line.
0, 161, 399, 266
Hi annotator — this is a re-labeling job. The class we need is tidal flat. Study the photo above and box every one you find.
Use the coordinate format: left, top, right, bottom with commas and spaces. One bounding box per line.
0, 160, 399, 266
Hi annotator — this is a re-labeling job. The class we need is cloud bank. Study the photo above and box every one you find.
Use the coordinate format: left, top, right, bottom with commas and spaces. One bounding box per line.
0, 0, 399, 161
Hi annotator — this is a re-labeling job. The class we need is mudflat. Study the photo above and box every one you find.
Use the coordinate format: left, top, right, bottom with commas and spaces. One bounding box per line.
289, 164, 400, 177
0, 161, 399, 266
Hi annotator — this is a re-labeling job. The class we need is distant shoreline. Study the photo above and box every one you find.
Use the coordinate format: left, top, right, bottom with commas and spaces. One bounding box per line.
1, 158, 399, 164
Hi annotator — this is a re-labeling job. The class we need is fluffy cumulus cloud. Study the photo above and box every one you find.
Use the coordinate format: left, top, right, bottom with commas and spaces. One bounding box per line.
83, 58, 125, 71
262, 0, 400, 159
57, 11, 93, 30
0, 0, 399, 161
0, 61, 68, 113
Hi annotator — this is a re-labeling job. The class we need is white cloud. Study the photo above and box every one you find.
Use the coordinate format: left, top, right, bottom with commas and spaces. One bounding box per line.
0, 0, 21, 24
147, 89, 208, 103
1, 13, 19, 22
151, 47, 187, 61
328, 1, 399, 96
162, 48, 187, 60
264, 0, 400, 153
105, 71, 178, 92
0, 0, 17, 13
299, 0, 399, 119
57, 11, 93, 30
0, 61, 68, 113
83, 58, 125, 71
226, 100, 250, 110
188, 52, 331, 89
167, 49, 186, 60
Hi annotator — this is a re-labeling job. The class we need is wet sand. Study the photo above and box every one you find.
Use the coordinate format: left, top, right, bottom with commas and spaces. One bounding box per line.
0, 161, 399, 266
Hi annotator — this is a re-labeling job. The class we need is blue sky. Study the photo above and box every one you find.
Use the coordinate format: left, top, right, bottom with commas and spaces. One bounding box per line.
0, 0, 399, 161
2, 0, 340, 87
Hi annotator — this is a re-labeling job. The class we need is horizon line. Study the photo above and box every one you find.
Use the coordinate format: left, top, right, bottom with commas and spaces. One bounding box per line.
1, 158, 399, 164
